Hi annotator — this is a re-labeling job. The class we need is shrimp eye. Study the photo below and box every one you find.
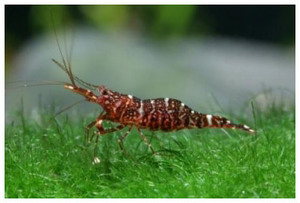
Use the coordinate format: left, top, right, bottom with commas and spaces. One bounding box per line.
102, 90, 108, 95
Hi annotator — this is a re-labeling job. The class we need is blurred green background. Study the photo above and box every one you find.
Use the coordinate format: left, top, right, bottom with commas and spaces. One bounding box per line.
5, 5, 295, 120
5, 5, 295, 68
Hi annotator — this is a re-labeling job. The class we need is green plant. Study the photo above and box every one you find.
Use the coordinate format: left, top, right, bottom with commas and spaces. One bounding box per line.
5, 104, 295, 198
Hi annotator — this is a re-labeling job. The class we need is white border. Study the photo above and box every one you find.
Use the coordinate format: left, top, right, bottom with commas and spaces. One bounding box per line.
2, 2, 297, 203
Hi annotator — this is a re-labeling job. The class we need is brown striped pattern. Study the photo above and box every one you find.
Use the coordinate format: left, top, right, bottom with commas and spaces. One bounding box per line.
77, 85, 254, 133
64, 84, 254, 162
64, 84, 254, 133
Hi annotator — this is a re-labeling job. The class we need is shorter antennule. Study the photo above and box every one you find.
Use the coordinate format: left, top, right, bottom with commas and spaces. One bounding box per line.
199, 114, 255, 133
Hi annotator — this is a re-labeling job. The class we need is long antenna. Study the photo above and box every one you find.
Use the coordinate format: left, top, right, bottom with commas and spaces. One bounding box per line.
50, 12, 98, 91
53, 99, 85, 118
52, 59, 98, 90
6, 80, 65, 92
51, 12, 76, 86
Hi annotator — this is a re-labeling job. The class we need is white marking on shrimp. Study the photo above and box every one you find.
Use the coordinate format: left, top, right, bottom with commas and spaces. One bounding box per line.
249, 129, 255, 133
96, 119, 103, 126
150, 100, 156, 114
191, 110, 195, 114
206, 114, 213, 126
150, 100, 155, 109
138, 101, 144, 117
179, 102, 185, 112
113, 100, 123, 114
64, 85, 74, 90
165, 98, 169, 108
128, 95, 133, 99
115, 100, 122, 107
243, 125, 250, 129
